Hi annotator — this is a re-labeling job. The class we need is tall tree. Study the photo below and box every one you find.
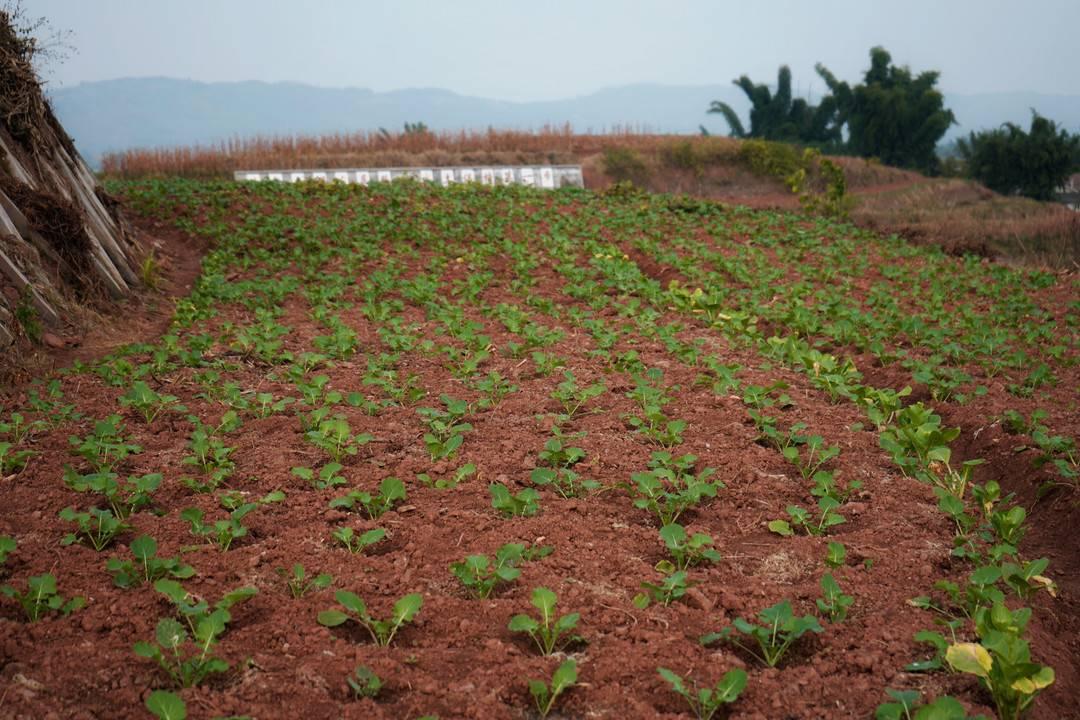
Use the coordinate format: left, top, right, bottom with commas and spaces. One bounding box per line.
708, 65, 840, 145
817, 47, 955, 173
957, 112, 1080, 200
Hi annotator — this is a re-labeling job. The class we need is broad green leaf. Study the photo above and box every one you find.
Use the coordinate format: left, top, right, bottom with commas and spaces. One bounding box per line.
155, 618, 187, 649
508, 615, 539, 632
317, 609, 349, 627
551, 659, 577, 693
335, 590, 367, 616
146, 690, 187, 720
713, 667, 747, 702
393, 593, 423, 622
768, 520, 793, 536
532, 587, 557, 616
130, 535, 157, 561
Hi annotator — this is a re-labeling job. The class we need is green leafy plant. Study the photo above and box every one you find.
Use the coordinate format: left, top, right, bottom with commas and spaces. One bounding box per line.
450, 543, 551, 599
629, 453, 720, 525
508, 587, 581, 655
875, 690, 987, 720
490, 483, 540, 517
107, 536, 195, 588
701, 599, 823, 667
306, 415, 373, 462
0, 441, 35, 473
145, 690, 187, 720
278, 563, 333, 598
63, 469, 161, 519
530, 436, 596, 498
634, 569, 692, 608
180, 504, 257, 551
768, 497, 846, 536
332, 526, 386, 554
330, 477, 406, 519
119, 381, 186, 423
1, 573, 84, 621
825, 541, 847, 568
550, 371, 605, 419
59, 506, 130, 551
318, 591, 423, 646
658, 667, 747, 720
946, 638, 1053, 720
528, 659, 577, 719
417, 462, 476, 489
69, 415, 142, 472
659, 523, 721, 570
135, 615, 231, 688
348, 665, 383, 699
816, 572, 854, 622
419, 395, 472, 460
0, 535, 15, 567
291, 462, 347, 489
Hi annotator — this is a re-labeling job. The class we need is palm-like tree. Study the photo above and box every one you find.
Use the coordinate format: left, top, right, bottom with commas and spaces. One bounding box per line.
708, 65, 840, 145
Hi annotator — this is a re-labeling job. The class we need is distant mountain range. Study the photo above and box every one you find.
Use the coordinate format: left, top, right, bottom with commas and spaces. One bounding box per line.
46, 77, 1080, 168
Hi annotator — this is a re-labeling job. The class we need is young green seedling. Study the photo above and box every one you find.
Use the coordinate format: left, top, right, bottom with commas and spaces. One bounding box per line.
1, 573, 84, 621
768, 497, 846, 537
107, 535, 195, 588
634, 569, 692, 608
69, 415, 142, 472
153, 578, 257, 636
318, 591, 423, 646
702, 599, 823, 667
817, 572, 854, 622
550, 371, 606, 419
59, 506, 130, 551
348, 665, 383, 699
330, 477, 406, 519
119, 381, 186, 423
530, 437, 596, 498
180, 504, 256, 551
825, 541, 847, 569
135, 615, 230, 688
291, 462, 347, 489
450, 543, 551, 599
658, 667, 748, 720
659, 523, 721, 570
0, 412, 45, 444
332, 526, 386, 554
0, 535, 14, 567
417, 462, 476, 489
306, 415, 373, 463
490, 483, 541, 517
874, 690, 987, 720
0, 441, 35, 473
278, 563, 333, 598
528, 659, 577, 719
63, 469, 161, 519
508, 587, 581, 655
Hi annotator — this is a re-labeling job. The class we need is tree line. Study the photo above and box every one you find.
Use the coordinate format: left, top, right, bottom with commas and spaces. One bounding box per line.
709, 47, 1080, 201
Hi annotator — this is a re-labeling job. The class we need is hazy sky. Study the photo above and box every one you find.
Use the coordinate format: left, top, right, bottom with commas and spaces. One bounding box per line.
23, 0, 1080, 100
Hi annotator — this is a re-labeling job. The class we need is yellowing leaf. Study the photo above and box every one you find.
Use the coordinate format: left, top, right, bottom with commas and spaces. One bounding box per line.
1032, 575, 1058, 598
945, 643, 992, 678
1012, 666, 1054, 694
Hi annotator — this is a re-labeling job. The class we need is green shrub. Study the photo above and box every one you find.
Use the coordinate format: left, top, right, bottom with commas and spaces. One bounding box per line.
603, 147, 650, 185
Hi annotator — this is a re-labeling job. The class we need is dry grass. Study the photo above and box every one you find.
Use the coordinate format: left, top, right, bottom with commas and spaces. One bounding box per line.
100, 125, 675, 179
852, 179, 1080, 269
